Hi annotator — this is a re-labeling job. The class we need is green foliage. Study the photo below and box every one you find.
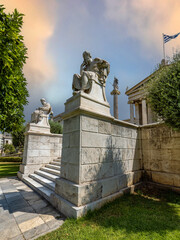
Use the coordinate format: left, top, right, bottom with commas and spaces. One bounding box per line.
0, 5, 29, 133
49, 120, 63, 134
37, 189, 180, 240
0, 163, 20, 177
147, 53, 180, 130
3, 143, 15, 154
0, 157, 22, 162
12, 124, 25, 149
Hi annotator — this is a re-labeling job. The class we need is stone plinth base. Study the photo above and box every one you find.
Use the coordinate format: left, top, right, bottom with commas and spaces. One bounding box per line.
18, 129, 62, 180
52, 171, 142, 218
145, 181, 180, 194
54, 91, 141, 218
54, 171, 142, 207
51, 181, 142, 218
144, 170, 180, 188
64, 91, 111, 118
18, 164, 43, 180
27, 122, 50, 134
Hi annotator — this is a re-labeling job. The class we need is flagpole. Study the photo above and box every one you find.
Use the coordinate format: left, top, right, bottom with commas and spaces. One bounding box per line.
162, 33, 165, 60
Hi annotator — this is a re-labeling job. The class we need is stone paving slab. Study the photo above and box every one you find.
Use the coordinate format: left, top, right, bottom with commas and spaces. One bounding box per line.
0, 177, 65, 240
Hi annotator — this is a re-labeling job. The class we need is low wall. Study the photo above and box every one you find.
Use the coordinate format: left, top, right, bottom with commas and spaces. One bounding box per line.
141, 123, 180, 188
18, 130, 62, 179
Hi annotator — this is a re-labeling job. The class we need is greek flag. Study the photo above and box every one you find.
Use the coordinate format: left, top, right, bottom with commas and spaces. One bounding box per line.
163, 32, 180, 43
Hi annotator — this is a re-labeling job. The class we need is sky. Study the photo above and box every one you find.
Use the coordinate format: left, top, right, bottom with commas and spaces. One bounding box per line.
2, 0, 180, 121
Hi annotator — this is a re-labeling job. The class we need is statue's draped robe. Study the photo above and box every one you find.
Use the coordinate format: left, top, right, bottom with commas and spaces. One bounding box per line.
72, 58, 110, 93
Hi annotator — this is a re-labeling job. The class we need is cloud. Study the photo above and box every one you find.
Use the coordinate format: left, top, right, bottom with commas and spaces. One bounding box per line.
104, 0, 180, 58
1, 0, 57, 84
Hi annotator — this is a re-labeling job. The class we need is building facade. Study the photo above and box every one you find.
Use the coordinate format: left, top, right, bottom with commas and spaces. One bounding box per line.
0, 133, 13, 152
125, 72, 157, 125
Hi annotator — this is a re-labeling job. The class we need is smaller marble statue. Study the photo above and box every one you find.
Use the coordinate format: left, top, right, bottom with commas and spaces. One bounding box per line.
113, 77, 119, 91
31, 98, 53, 126
72, 51, 110, 94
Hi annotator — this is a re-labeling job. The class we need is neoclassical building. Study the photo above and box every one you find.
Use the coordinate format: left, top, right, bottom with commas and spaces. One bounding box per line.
0, 133, 13, 153
125, 72, 157, 125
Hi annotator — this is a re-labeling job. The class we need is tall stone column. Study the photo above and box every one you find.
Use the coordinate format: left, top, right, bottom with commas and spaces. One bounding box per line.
130, 102, 134, 123
111, 77, 120, 119
142, 99, 147, 125
135, 102, 140, 125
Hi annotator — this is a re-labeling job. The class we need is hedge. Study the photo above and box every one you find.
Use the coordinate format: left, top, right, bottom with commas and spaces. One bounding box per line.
0, 157, 22, 162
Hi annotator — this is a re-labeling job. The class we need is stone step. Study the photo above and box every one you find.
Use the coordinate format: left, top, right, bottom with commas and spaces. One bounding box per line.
35, 170, 59, 182
50, 161, 61, 166
40, 167, 60, 176
46, 164, 61, 171
29, 173, 55, 191
23, 177, 54, 202
53, 159, 61, 163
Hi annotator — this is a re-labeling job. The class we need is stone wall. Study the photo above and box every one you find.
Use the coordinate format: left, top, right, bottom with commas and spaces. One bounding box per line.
18, 131, 62, 179
54, 113, 142, 214
141, 123, 180, 188
80, 115, 142, 189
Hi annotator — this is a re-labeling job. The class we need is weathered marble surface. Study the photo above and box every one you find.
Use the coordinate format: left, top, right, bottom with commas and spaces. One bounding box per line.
18, 132, 62, 179
53, 105, 141, 217
141, 124, 180, 188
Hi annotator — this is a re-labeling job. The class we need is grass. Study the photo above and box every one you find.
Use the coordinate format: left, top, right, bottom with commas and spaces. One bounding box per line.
0, 163, 20, 178
38, 187, 180, 240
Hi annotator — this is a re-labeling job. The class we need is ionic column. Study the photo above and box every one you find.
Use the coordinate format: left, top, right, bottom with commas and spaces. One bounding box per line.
135, 102, 140, 125
130, 101, 134, 123
142, 99, 147, 125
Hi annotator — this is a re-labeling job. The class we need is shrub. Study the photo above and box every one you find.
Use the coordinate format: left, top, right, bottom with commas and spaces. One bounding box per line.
49, 120, 63, 134
0, 157, 22, 162
3, 144, 15, 154
12, 125, 26, 149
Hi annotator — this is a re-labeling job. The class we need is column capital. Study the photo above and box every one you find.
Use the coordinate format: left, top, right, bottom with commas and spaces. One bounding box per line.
134, 100, 140, 105
128, 100, 134, 104
111, 89, 120, 95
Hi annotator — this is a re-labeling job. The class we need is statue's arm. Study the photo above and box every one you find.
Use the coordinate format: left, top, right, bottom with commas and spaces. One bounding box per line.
80, 62, 86, 74
39, 104, 51, 112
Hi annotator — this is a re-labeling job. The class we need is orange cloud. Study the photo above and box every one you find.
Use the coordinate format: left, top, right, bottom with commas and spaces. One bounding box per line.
104, 0, 180, 58
1, 0, 57, 84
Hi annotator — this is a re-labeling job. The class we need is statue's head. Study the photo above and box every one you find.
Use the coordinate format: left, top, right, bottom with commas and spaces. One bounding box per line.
40, 98, 46, 105
83, 51, 92, 64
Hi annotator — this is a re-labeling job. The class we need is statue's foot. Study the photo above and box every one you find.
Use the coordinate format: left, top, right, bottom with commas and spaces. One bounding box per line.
73, 90, 81, 95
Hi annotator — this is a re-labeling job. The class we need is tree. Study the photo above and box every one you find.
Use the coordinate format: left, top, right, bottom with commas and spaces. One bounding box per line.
4, 143, 15, 154
147, 53, 180, 130
0, 5, 29, 133
49, 120, 63, 134
12, 124, 26, 150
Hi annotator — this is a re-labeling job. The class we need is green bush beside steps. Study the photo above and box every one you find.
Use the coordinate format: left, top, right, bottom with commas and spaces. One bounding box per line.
0, 157, 22, 162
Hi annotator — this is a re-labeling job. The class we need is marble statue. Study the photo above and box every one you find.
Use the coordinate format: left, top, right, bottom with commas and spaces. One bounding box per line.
31, 98, 53, 126
72, 51, 110, 95
113, 77, 119, 90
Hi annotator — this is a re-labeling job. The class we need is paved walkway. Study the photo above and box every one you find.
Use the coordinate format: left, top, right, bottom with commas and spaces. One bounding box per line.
0, 177, 65, 240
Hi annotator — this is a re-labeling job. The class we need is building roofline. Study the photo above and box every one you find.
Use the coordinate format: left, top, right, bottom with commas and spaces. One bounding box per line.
125, 64, 169, 96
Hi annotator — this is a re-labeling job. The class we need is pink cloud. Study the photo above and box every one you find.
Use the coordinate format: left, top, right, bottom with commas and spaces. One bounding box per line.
1, 0, 58, 84
104, 0, 180, 58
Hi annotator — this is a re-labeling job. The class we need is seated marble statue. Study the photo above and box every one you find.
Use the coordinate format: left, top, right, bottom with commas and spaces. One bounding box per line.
72, 51, 110, 94
31, 98, 53, 125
